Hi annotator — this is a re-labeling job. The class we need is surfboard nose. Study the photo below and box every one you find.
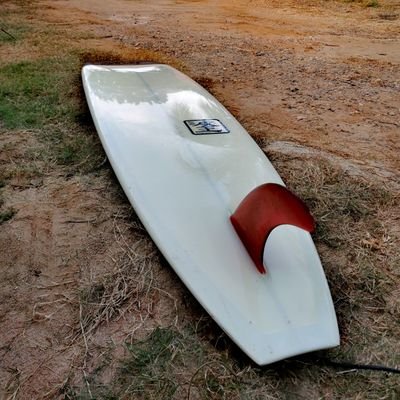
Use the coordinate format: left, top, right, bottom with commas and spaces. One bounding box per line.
230, 183, 315, 274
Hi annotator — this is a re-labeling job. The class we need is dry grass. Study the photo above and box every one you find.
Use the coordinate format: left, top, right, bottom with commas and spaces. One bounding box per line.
269, 154, 400, 363
78, 219, 158, 339
63, 158, 399, 398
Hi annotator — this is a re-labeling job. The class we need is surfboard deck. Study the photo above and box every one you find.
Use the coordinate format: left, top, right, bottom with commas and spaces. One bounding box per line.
82, 64, 339, 365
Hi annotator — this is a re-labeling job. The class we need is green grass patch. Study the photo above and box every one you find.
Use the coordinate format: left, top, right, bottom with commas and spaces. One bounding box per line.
40, 124, 104, 173
0, 57, 80, 129
119, 328, 180, 398
365, 0, 379, 7
69, 326, 243, 400
0, 55, 105, 173
0, 208, 16, 224
342, 0, 380, 7
0, 23, 32, 43
55, 134, 99, 167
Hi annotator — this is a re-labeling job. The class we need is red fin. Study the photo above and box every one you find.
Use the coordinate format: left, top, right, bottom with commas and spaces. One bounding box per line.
230, 183, 315, 274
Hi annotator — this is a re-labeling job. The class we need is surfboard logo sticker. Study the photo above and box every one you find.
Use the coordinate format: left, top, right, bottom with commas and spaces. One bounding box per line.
184, 119, 230, 135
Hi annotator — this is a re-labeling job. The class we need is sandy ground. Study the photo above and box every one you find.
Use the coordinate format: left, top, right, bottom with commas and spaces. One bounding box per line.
0, 0, 399, 398
46, 0, 400, 177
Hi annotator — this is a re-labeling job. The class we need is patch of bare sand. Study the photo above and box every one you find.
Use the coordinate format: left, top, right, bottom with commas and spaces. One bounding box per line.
0, 165, 184, 397
0, 175, 108, 397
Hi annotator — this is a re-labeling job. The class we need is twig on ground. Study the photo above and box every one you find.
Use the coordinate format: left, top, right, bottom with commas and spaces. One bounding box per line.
1, 27, 16, 40
80, 302, 93, 399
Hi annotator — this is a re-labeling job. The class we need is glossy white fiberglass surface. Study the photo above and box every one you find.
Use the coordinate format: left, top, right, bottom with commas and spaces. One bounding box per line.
82, 64, 339, 365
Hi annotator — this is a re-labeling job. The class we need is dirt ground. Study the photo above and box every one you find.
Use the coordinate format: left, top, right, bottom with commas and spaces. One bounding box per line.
0, 0, 399, 398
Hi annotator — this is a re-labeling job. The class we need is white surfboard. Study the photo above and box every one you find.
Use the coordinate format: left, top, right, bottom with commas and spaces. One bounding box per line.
82, 64, 339, 365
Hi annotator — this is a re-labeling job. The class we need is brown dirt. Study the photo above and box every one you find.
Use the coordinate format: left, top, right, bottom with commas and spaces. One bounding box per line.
55, 0, 400, 179
0, 0, 399, 398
